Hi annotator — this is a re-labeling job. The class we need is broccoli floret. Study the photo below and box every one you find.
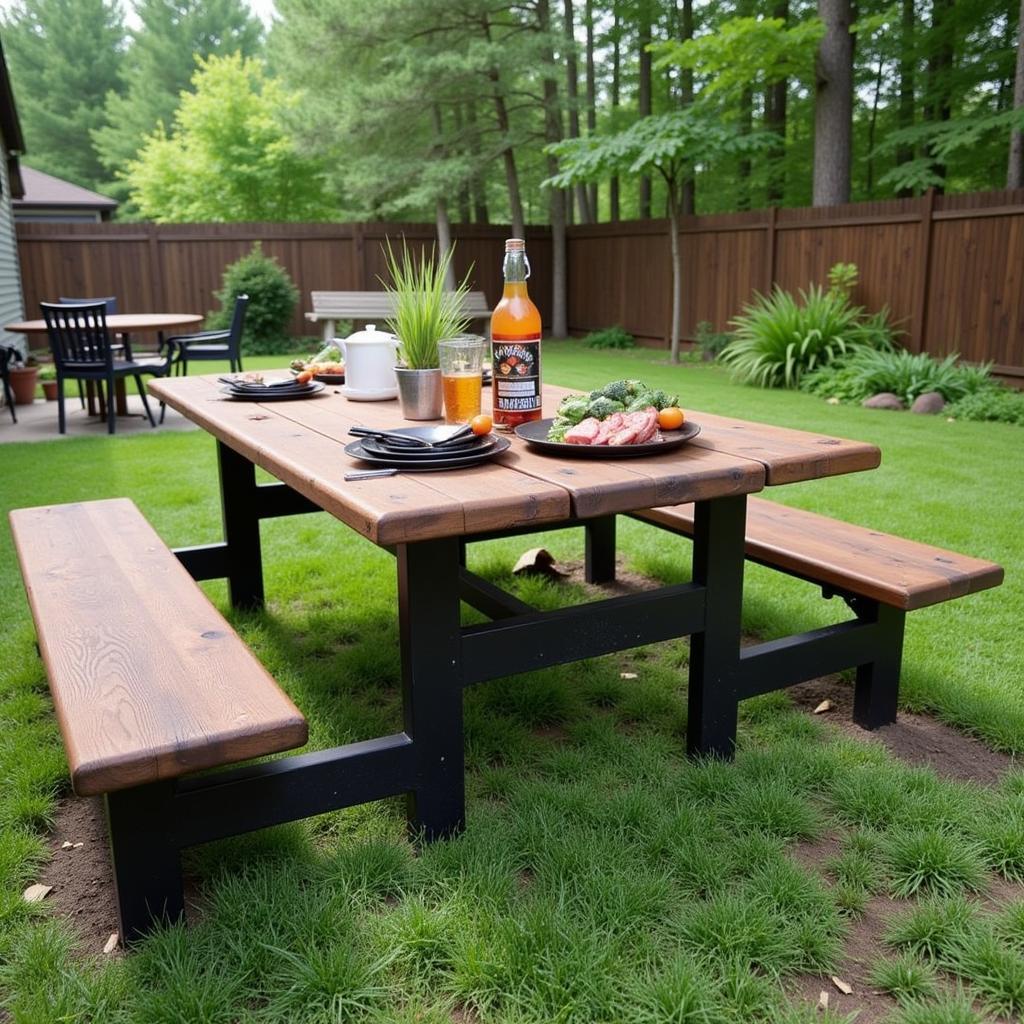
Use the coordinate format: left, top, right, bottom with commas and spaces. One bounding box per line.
589, 389, 604, 401
556, 396, 591, 425
625, 390, 659, 412
547, 418, 572, 442
587, 396, 625, 420
601, 379, 639, 403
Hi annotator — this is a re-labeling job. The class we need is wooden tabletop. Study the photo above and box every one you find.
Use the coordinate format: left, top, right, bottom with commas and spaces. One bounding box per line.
4, 313, 203, 335
148, 376, 880, 547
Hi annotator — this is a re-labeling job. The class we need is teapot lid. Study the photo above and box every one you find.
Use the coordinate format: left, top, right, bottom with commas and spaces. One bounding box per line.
345, 323, 396, 344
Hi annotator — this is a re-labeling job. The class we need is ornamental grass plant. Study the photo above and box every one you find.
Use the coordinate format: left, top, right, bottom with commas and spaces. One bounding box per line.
381, 240, 471, 369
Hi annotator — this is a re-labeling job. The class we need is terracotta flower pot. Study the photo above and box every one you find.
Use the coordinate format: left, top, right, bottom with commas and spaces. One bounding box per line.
41, 380, 59, 401
8, 366, 39, 405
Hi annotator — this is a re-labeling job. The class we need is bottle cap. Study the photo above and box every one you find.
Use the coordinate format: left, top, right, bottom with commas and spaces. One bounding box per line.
504, 238, 525, 252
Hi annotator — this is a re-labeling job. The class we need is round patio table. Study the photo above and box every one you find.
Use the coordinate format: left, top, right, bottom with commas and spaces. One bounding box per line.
4, 312, 203, 418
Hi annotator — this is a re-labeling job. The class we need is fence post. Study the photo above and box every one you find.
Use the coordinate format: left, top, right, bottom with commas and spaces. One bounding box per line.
765, 205, 777, 294
147, 223, 166, 312
911, 188, 936, 355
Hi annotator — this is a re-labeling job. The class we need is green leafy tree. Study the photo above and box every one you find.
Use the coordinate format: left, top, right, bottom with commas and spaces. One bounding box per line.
93, 0, 262, 208
548, 107, 775, 361
1, 0, 125, 189
123, 53, 335, 223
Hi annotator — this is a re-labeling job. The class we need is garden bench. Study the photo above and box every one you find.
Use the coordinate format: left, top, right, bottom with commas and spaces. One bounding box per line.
627, 497, 1003, 727
10, 498, 309, 938
305, 289, 492, 341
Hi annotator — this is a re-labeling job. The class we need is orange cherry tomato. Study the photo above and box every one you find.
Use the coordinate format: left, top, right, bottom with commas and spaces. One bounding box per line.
658, 406, 685, 430
470, 414, 493, 436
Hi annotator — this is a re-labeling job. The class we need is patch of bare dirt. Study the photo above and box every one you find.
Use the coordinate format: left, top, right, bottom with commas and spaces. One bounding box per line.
789, 676, 1014, 785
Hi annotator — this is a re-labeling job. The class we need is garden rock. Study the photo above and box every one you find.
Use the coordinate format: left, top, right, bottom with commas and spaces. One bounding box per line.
863, 392, 904, 411
911, 391, 945, 415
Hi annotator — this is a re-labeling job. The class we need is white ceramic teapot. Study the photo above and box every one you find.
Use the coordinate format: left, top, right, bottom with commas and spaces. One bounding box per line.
338, 324, 400, 400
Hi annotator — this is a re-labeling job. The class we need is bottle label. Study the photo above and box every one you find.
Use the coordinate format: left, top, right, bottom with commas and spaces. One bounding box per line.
492, 334, 542, 413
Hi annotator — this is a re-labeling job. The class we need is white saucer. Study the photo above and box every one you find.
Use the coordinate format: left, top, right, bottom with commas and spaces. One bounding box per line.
339, 385, 399, 402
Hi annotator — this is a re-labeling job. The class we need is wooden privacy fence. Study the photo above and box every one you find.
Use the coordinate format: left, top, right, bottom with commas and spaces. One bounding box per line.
15, 188, 1024, 377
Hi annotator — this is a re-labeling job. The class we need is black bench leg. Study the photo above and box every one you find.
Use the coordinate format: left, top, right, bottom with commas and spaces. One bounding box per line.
398, 537, 465, 841
218, 441, 265, 610
687, 495, 747, 758
105, 781, 184, 942
853, 603, 905, 730
584, 516, 617, 584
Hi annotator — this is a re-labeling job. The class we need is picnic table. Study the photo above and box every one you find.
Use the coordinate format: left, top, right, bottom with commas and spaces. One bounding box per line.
15, 373, 1002, 939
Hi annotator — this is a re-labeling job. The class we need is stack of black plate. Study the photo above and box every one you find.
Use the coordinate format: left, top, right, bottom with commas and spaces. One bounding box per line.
220, 377, 326, 401
344, 425, 510, 472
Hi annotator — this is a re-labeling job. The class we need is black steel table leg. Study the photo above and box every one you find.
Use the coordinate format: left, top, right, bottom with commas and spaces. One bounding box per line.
853, 602, 905, 729
398, 537, 466, 840
584, 516, 617, 583
106, 781, 183, 942
687, 494, 747, 757
217, 441, 265, 610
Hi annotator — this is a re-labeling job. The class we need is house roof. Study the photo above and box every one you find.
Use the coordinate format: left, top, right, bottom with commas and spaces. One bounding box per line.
14, 166, 118, 211
0, 37, 25, 198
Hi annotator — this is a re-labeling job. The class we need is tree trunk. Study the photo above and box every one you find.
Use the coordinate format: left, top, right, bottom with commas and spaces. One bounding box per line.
813, 0, 854, 206
610, 3, 621, 220
481, 15, 526, 237
666, 179, 682, 363
585, 0, 597, 217
538, 0, 568, 337
738, 86, 753, 209
896, 0, 915, 195
466, 103, 490, 222
679, 0, 695, 214
638, 2, 652, 217
866, 51, 885, 196
436, 199, 456, 292
1008, 0, 1024, 187
765, 0, 788, 203
563, 0, 592, 223
924, 0, 954, 191
452, 105, 472, 224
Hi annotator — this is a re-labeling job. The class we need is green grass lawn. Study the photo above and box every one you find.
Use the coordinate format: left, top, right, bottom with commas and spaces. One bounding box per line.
0, 343, 1021, 1022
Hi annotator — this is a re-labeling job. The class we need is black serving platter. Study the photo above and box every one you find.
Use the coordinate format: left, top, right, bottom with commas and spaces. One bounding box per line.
514, 417, 701, 457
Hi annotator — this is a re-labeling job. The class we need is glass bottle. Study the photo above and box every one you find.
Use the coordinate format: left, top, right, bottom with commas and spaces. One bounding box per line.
491, 238, 542, 430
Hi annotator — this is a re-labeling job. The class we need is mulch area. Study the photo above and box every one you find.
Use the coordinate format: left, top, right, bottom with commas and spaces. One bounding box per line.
30, 557, 1020, 1012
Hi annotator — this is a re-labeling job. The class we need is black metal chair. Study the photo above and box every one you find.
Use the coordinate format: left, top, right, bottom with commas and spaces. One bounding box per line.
41, 302, 174, 435
170, 294, 248, 375
0, 346, 18, 423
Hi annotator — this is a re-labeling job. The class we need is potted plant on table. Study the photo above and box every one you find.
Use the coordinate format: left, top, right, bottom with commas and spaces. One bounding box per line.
8, 353, 39, 405
383, 240, 471, 420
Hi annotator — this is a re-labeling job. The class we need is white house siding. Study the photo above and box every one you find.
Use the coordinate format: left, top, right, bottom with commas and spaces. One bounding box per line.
0, 145, 24, 356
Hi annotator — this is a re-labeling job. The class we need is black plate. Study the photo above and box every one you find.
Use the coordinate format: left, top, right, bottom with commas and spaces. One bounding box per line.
345, 434, 510, 471
360, 434, 496, 460
220, 381, 325, 401
313, 372, 345, 384
514, 417, 701, 457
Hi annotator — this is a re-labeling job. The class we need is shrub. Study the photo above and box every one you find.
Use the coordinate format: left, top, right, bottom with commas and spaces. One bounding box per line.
208, 243, 300, 354
693, 320, 733, 359
722, 284, 891, 388
947, 386, 1024, 426
840, 349, 990, 406
582, 325, 635, 349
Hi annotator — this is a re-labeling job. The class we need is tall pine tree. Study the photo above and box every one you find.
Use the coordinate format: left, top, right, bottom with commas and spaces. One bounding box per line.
2, 0, 124, 190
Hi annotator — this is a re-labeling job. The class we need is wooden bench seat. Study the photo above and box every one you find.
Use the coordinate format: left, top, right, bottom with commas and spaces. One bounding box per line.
10, 498, 308, 797
305, 289, 491, 341
634, 498, 1003, 611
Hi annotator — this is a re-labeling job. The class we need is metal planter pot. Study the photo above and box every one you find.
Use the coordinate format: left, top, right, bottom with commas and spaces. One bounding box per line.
395, 367, 443, 420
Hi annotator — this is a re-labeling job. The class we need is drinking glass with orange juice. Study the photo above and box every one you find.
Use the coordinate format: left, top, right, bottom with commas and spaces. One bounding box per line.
439, 336, 485, 424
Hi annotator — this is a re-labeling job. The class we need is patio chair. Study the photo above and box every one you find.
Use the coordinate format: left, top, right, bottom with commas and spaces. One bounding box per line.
41, 302, 173, 435
0, 346, 18, 423
59, 297, 126, 406
169, 294, 248, 376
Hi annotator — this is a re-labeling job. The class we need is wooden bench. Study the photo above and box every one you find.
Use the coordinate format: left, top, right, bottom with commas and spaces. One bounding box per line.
10, 498, 309, 939
624, 497, 1003, 730
305, 289, 492, 341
